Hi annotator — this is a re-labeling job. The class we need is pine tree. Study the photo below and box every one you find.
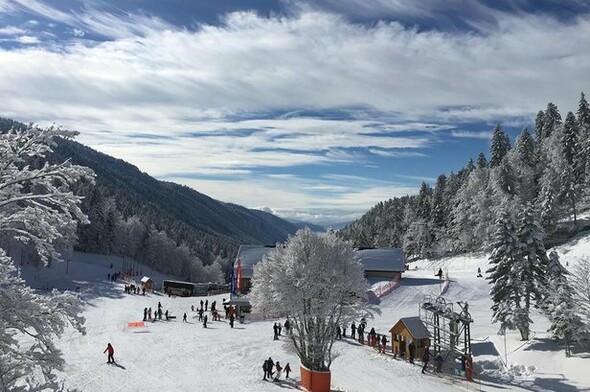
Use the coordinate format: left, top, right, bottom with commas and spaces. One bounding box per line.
561, 112, 582, 224
487, 210, 521, 334
511, 128, 537, 203
543, 251, 584, 357
535, 110, 545, 143
577, 92, 590, 185
490, 125, 511, 167
541, 102, 562, 141
562, 112, 579, 168
476, 152, 488, 169
513, 203, 548, 340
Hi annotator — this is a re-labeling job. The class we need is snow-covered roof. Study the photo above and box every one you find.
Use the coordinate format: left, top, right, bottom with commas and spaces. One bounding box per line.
140, 276, 153, 283
356, 248, 406, 272
391, 316, 431, 339
235, 245, 276, 278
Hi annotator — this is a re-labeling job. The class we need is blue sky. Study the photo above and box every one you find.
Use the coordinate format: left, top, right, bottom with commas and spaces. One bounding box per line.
1, 1, 589, 226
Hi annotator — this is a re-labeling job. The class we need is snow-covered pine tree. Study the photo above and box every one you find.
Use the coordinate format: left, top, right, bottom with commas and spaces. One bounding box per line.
476, 152, 488, 169
511, 128, 537, 203
487, 210, 521, 335
514, 203, 549, 340
560, 112, 582, 224
541, 102, 562, 141
249, 228, 373, 372
0, 125, 94, 391
490, 125, 511, 167
569, 258, 590, 337
577, 92, 590, 187
535, 110, 545, 144
543, 251, 584, 357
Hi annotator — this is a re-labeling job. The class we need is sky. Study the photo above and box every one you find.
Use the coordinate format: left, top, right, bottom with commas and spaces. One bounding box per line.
1, 1, 589, 226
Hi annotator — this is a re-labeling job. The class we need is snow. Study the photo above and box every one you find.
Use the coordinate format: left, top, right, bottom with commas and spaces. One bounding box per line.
18, 240, 590, 391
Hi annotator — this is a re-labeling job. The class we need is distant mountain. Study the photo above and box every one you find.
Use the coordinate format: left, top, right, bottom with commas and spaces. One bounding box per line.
287, 219, 326, 233
51, 139, 298, 256
1, 118, 299, 264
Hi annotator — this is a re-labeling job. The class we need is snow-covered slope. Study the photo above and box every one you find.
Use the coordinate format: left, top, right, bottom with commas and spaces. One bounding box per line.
21, 239, 590, 391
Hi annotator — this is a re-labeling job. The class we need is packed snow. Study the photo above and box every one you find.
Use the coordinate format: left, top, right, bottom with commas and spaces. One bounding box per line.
19, 240, 590, 391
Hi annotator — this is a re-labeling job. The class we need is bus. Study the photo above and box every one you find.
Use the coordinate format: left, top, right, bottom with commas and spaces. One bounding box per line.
162, 280, 195, 297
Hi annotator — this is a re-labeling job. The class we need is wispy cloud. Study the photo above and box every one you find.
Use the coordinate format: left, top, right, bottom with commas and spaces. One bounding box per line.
450, 130, 492, 139
0, 26, 26, 35
0, 5, 589, 221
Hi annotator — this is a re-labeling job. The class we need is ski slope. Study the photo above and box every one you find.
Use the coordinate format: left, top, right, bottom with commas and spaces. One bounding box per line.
20, 240, 590, 391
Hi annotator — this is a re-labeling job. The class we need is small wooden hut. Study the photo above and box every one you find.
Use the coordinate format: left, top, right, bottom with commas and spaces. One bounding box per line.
389, 316, 431, 360
140, 276, 155, 292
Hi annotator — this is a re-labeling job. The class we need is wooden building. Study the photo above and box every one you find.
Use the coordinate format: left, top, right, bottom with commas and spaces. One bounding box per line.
389, 316, 431, 360
140, 276, 155, 292
357, 248, 406, 280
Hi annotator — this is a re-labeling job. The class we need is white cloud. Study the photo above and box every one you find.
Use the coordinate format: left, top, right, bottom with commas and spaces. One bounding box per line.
0, 26, 26, 35
450, 130, 492, 139
1, 8, 589, 219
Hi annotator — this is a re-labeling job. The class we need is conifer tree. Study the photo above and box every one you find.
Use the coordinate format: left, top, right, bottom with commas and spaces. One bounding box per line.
487, 210, 521, 334
513, 203, 548, 340
561, 112, 582, 224
541, 102, 562, 141
535, 110, 545, 143
476, 152, 488, 169
577, 92, 590, 184
490, 125, 511, 167
543, 251, 584, 357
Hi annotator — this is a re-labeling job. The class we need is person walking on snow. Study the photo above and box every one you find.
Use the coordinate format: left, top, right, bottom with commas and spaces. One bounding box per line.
229, 314, 235, 328
205, 300, 208, 311
351, 322, 356, 339
273, 361, 282, 382
103, 343, 115, 364
203, 314, 208, 328
284, 363, 291, 379
183, 313, 187, 322
421, 346, 430, 373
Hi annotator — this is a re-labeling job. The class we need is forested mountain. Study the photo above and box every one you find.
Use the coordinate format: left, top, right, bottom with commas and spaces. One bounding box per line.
0, 118, 299, 280
339, 92, 590, 260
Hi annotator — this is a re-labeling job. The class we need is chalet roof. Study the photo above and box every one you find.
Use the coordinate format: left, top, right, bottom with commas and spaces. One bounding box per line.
140, 276, 153, 283
235, 245, 275, 277
357, 248, 406, 272
390, 316, 431, 339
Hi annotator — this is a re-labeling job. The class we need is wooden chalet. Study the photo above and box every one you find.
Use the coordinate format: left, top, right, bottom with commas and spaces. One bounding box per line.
389, 316, 431, 360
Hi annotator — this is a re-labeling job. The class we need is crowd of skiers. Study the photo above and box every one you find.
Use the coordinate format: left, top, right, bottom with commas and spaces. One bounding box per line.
262, 357, 291, 382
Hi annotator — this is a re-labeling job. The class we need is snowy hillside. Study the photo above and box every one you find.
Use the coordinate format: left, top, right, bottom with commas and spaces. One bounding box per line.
23, 240, 590, 391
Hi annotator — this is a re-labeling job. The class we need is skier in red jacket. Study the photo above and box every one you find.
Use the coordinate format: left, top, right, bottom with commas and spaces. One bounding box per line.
104, 343, 115, 364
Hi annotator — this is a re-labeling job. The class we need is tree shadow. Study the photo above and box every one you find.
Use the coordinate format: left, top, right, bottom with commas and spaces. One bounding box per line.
472, 341, 500, 356
401, 277, 444, 286
524, 338, 559, 352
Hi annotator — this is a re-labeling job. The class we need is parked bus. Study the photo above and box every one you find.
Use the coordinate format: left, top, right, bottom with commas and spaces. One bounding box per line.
162, 280, 195, 297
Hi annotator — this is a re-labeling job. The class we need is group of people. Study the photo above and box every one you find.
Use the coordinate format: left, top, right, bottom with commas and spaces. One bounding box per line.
262, 357, 291, 382
125, 284, 145, 295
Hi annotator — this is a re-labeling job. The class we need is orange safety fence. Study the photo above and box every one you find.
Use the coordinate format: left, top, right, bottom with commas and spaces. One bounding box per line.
127, 321, 145, 328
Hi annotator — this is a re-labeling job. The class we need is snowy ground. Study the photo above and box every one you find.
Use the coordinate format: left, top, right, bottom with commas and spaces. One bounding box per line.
19, 240, 590, 391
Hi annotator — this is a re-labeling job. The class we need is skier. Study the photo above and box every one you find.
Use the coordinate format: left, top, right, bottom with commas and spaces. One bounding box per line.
203, 314, 208, 328
103, 343, 115, 364
165, 310, 169, 320
205, 299, 208, 311
143, 307, 147, 321
342, 325, 346, 338
273, 361, 282, 382
200, 299, 204, 310
351, 322, 356, 339
198, 308, 204, 321
436, 268, 443, 279
408, 341, 415, 364
191, 305, 195, 312
183, 313, 187, 322
336, 325, 342, 340
284, 318, 290, 334
477, 267, 483, 278
421, 346, 430, 374
284, 362, 291, 379
278, 322, 282, 336
273, 323, 279, 340
148, 307, 152, 320
381, 335, 387, 353
229, 314, 235, 328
